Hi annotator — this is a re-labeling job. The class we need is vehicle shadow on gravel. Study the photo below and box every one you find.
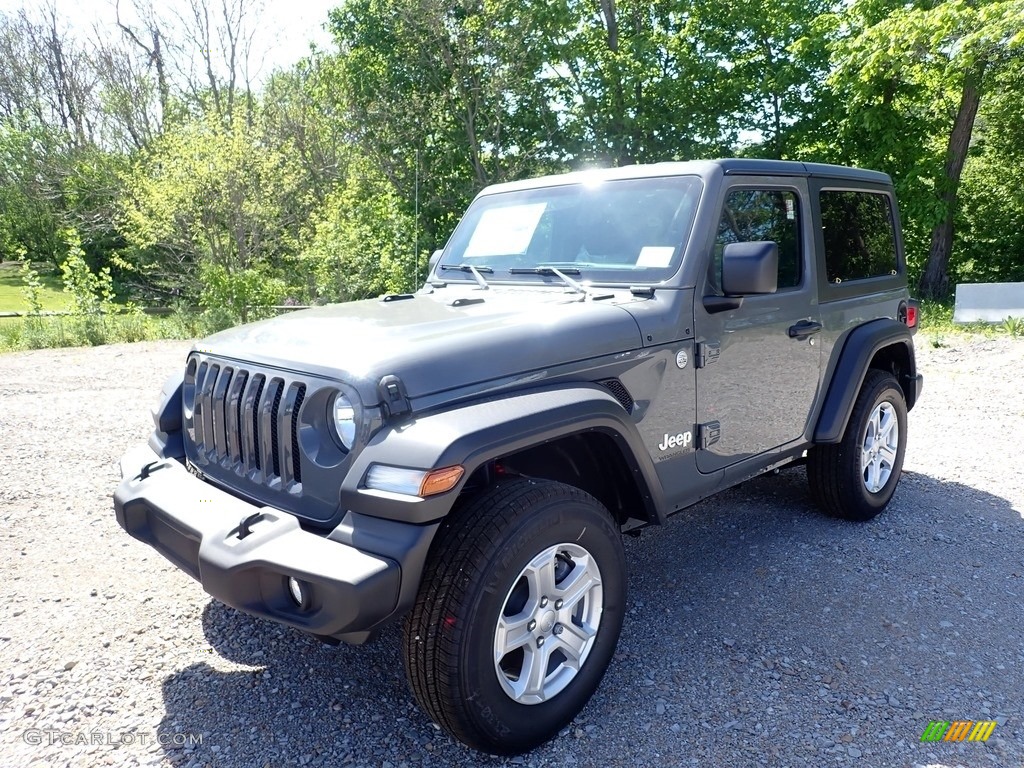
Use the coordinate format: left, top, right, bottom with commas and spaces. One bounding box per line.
156, 467, 1023, 767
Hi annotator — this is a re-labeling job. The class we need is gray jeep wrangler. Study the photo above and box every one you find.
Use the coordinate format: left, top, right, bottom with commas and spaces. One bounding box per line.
114, 159, 922, 754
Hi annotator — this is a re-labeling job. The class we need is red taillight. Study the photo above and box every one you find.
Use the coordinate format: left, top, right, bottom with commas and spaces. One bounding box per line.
906, 305, 918, 328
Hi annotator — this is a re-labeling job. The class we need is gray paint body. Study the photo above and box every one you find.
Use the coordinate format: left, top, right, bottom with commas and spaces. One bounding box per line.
113, 159, 921, 642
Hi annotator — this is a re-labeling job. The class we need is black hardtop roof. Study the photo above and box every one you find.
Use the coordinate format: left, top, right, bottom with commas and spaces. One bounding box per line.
480, 159, 892, 196
714, 158, 892, 184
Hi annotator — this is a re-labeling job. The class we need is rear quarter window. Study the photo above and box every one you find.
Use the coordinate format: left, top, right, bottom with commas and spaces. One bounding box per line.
819, 190, 898, 283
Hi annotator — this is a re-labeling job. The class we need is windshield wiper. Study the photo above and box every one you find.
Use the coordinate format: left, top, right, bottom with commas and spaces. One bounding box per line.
440, 263, 491, 290
509, 266, 582, 275
509, 266, 585, 294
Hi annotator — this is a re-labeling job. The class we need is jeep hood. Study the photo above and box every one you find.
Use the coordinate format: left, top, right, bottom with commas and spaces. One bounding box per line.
200, 289, 644, 399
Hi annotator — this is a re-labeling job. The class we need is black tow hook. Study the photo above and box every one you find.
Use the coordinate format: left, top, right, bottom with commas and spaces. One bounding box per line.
136, 461, 167, 481
235, 512, 263, 540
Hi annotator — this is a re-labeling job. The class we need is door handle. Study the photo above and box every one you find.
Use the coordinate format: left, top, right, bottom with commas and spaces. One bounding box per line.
788, 320, 823, 339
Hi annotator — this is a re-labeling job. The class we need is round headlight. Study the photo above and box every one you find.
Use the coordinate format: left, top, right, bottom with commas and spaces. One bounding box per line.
332, 393, 357, 450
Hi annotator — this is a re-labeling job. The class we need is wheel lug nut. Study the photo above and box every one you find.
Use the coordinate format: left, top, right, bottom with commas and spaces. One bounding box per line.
540, 597, 548, 607
537, 636, 545, 647
553, 624, 563, 635
527, 620, 536, 631
554, 599, 563, 610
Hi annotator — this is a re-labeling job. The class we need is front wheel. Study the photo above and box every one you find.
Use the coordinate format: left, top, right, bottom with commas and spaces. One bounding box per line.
403, 479, 626, 754
808, 369, 908, 521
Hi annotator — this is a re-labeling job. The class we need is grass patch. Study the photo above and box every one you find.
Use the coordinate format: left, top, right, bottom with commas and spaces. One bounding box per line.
0, 261, 65, 312
0, 312, 211, 352
0, 257, 217, 352
916, 299, 1022, 347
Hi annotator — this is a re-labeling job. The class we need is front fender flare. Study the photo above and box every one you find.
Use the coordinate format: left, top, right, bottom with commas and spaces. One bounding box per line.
341, 384, 665, 525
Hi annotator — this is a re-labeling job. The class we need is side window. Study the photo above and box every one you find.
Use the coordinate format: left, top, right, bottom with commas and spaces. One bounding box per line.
819, 190, 898, 283
709, 189, 801, 294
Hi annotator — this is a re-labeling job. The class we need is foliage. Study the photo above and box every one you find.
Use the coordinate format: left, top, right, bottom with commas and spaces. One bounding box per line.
301, 156, 414, 302
15, 254, 47, 348
61, 230, 116, 316
800, 0, 1024, 295
952, 59, 1024, 285
197, 262, 287, 330
0, 123, 67, 264
1001, 316, 1024, 338
3, 0, 1024, 354
261, 58, 348, 199
57, 229, 126, 345
326, 0, 565, 252
544, 0, 741, 164
0, 307, 228, 352
19, 256, 43, 316
915, 298, 1003, 339
0, 245, 214, 351
118, 110, 307, 301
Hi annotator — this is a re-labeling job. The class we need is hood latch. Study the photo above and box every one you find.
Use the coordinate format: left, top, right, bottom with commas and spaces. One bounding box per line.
378, 374, 412, 419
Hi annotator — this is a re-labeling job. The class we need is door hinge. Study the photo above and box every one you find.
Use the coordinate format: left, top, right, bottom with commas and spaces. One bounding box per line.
696, 342, 720, 368
699, 421, 721, 449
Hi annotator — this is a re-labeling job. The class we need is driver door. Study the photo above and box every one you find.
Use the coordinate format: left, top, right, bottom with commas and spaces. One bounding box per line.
694, 179, 822, 473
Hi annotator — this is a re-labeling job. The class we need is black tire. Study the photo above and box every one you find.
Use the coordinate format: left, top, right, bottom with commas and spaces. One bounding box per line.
403, 478, 626, 755
808, 369, 908, 521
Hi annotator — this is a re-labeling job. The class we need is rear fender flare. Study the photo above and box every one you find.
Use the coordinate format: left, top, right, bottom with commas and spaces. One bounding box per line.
814, 319, 918, 444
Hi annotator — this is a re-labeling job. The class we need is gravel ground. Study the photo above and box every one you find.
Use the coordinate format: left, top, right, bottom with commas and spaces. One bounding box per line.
0, 335, 1022, 768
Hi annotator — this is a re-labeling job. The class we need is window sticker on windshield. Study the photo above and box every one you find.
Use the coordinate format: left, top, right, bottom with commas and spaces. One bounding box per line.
464, 203, 547, 258
636, 246, 675, 268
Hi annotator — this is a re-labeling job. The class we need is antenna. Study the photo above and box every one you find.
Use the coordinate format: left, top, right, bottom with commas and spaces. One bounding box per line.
413, 148, 420, 290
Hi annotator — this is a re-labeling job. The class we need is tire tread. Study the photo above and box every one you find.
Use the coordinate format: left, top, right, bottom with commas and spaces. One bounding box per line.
403, 478, 613, 753
808, 369, 906, 521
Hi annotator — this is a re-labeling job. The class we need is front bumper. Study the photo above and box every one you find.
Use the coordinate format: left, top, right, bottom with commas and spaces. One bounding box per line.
114, 443, 414, 641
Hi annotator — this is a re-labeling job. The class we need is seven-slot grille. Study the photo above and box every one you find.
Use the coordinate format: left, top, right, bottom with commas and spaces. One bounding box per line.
191, 360, 307, 489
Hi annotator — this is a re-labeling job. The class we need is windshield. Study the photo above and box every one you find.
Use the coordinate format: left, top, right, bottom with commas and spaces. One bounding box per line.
441, 175, 703, 284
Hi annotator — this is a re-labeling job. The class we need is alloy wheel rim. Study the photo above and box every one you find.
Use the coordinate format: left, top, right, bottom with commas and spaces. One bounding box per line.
493, 542, 603, 705
861, 401, 899, 493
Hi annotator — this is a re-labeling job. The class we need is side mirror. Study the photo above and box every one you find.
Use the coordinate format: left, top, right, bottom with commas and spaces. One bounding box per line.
722, 241, 778, 296
428, 249, 443, 275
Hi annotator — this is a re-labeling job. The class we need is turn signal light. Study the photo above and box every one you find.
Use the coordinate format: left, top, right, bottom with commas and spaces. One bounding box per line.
365, 464, 465, 497
420, 465, 465, 497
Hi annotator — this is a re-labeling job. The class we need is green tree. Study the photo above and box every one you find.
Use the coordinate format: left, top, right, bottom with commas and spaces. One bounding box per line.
0, 122, 64, 262
549, 0, 742, 165
300, 155, 413, 301
820, 0, 1024, 297
693, 0, 834, 159
953, 58, 1024, 283
119, 109, 306, 308
327, 0, 564, 251
262, 58, 349, 201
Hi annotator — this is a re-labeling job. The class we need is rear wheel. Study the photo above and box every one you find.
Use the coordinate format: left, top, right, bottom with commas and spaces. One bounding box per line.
403, 479, 626, 754
808, 369, 908, 521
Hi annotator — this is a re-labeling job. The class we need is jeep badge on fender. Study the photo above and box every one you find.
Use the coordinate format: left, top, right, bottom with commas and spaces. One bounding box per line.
658, 431, 692, 451
114, 159, 922, 756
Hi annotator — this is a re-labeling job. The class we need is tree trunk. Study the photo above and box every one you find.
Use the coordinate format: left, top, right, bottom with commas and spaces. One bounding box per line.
117, 2, 169, 131
598, 0, 631, 166
152, 28, 169, 125
918, 65, 984, 300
